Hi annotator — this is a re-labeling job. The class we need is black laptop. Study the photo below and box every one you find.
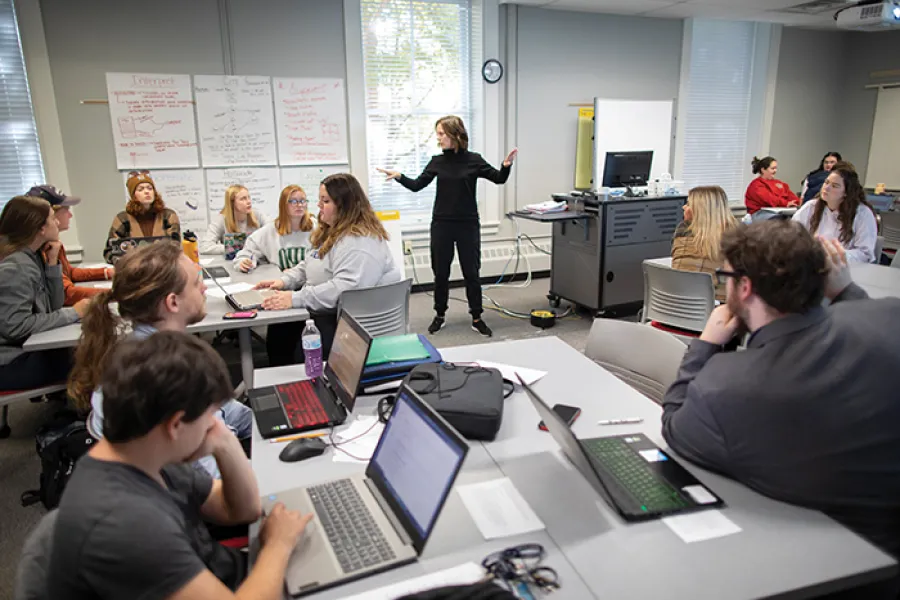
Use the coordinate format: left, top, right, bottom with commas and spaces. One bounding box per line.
249, 312, 373, 438
518, 376, 724, 521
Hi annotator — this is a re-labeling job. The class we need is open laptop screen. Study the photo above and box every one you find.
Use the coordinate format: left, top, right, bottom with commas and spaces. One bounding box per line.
324, 313, 372, 412
367, 386, 467, 553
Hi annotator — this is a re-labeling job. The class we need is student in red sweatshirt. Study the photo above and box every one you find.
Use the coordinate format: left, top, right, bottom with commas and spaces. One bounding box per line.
27, 185, 113, 305
744, 156, 800, 215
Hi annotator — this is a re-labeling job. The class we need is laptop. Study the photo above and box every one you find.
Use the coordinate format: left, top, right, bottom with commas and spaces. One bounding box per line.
249, 312, 373, 438
106, 235, 173, 265
517, 376, 724, 521
203, 267, 273, 311
262, 383, 469, 597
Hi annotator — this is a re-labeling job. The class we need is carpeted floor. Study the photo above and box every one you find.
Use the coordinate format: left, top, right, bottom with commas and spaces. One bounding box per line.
0, 278, 602, 599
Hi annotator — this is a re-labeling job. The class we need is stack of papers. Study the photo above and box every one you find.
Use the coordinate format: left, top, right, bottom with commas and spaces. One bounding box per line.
522, 200, 567, 214
457, 478, 545, 539
473, 360, 547, 386
341, 562, 485, 600
206, 281, 254, 299
332, 416, 384, 463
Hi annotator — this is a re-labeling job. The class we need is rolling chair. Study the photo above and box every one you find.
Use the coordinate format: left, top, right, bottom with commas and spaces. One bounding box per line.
337, 279, 412, 338
641, 262, 715, 343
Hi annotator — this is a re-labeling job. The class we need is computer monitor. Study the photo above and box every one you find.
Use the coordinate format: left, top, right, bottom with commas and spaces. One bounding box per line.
602, 151, 653, 188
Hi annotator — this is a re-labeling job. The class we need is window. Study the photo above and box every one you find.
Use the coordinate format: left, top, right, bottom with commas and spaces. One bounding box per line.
361, 0, 480, 220
680, 20, 756, 204
0, 0, 44, 209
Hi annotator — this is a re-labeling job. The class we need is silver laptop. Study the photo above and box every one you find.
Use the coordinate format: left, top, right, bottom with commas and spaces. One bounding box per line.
262, 383, 469, 597
203, 267, 273, 310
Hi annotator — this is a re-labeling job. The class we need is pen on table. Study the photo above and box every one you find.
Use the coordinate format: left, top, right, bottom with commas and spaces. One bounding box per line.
597, 417, 644, 425
270, 432, 327, 444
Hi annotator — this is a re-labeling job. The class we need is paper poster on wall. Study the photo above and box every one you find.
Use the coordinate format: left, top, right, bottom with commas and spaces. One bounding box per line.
194, 75, 278, 168
121, 169, 208, 231
376, 211, 406, 279
280, 165, 350, 205
274, 78, 348, 166
106, 73, 199, 170
205, 167, 282, 222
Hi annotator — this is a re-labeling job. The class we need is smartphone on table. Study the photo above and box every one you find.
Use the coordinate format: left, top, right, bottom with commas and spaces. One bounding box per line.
538, 403, 581, 431
223, 311, 257, 320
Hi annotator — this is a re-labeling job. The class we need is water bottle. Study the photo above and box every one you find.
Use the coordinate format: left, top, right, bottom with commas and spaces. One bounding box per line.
302, 319, 323, 379
181, 230, 199, 264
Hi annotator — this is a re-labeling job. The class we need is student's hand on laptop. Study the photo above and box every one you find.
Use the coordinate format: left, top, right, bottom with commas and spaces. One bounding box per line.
237, 258, 253, 273
261, 291, 292, 311
254, 279, 285, 290
260, 503, 314, 551
700, 305, 741, 346
820, 237, 852, 300
788, 199, 800, 208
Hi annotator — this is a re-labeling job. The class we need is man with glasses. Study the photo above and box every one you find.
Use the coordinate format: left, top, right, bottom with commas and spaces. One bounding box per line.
662, 220, 900, 597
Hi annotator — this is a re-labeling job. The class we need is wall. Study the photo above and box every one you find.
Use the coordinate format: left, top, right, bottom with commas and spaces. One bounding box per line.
768, 27, 847, 191
38, 0, 346, 261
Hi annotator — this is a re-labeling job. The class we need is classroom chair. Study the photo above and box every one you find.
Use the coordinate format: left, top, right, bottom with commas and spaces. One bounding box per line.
14, 509, 57, 600
881, 211, 900, 260
337, 278, 412, 338
584, 319, 686, 405
875, 236, 884, 264
641, 261, 715, 343
0, 383, 68, 439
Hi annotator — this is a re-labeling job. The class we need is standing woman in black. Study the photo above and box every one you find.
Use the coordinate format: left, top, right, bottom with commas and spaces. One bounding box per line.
378, 115, 517, 337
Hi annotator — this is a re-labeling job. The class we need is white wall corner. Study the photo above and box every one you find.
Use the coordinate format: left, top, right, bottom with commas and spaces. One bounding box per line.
481, 0, 503, 225
503, 3, 518, 213
13, 0, 81, 247
759, 23, 782, 156
672, 18, 693, 180
343, 0, 369, 192
744, 23, 780, 195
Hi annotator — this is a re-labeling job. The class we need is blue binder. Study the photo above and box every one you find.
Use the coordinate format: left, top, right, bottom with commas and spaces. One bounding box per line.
359, 334, 441, 387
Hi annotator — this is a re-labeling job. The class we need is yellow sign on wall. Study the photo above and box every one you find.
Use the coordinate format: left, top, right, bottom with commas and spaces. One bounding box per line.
575, 108, 594, 190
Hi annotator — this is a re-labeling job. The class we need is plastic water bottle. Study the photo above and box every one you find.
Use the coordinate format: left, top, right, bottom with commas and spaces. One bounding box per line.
302, 319, 323, 379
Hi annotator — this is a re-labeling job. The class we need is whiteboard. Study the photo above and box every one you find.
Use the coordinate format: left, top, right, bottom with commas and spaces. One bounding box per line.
865, 87, 900, 189
280, 165, 350, 204
273, 78, 349, 166
205, 167, 282, 222
120, 169, 208, 232
592, 99, 674, 192
106, 73, 199, 170
194, 75, 278, 168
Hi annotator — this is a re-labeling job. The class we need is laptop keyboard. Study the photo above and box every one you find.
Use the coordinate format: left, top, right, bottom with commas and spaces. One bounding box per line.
582, 438, 690, 514
308, 479, 397, 573
279, 381, 330, 428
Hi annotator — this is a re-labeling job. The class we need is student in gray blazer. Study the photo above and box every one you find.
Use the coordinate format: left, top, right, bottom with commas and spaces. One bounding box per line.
662, 220, 900, 597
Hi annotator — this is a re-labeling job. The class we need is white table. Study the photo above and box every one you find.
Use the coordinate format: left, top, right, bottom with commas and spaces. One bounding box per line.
251, 339, 898, 599
23, 258, 310, 388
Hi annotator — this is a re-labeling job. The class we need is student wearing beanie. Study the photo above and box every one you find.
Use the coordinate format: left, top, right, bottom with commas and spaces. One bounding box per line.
102, 170, 181, 263
26, 185, 114, 305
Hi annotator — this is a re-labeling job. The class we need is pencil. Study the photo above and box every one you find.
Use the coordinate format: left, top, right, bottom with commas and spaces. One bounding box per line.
270, 431, 327, 444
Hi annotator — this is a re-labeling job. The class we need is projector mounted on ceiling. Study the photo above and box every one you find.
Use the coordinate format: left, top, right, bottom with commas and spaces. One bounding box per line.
835, 0, 900, 30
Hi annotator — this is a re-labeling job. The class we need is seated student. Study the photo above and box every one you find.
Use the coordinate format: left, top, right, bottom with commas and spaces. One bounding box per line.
47, 331, 312, 600
233, 184, 313, 272
256, 173, 402, 366
103, 170, 181, 263
671, 186, 737, 302
744, 156, 800, 215
0, 196, 88, 391
800, 151, 841, 203
26, 185, 114, 305
200, 184, 268, 255
792, 161, 877, 263
67, 241, 252, 477
662, 220, 900, 597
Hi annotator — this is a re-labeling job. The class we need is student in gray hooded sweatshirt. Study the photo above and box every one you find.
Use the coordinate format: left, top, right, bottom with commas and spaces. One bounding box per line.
232, 184, 313, 272
255, 173, 401, 366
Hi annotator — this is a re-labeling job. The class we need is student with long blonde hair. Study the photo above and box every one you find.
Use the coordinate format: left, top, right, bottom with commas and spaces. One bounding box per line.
233, 184, 313, 272
200, 184, 268, 255
255, 174, 401, 366
671, 186, 738, 302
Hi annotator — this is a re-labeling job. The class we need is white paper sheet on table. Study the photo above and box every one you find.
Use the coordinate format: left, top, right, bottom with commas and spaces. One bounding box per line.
206, 282, 254, 299
332, 416, 384, 463
80, 262, 112, 269
457, 478, 545, 539
663, 510, 741, 543
199, 258, 214, 266
341, 562, 485, 600
92, 281, 113, 289
473, 360, 547, 385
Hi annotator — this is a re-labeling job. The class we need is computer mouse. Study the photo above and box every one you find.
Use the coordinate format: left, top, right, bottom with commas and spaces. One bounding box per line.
279, 438, 328, 463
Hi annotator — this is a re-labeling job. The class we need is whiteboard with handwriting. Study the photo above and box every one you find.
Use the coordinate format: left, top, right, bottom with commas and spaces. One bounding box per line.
121, 169, 208, 231
274, 78, 348, 166
280, 164, 350, 203
206, 167, 282, 222
106, 73, 199, 170
194, 75, 278, 168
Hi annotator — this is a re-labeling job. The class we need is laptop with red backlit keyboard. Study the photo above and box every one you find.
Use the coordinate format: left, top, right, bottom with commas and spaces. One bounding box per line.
249, 312, 373, 439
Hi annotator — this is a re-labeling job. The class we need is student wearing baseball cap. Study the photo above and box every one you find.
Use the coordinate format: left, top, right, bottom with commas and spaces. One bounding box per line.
102, 171, 181, 263
26, 185, 114, 306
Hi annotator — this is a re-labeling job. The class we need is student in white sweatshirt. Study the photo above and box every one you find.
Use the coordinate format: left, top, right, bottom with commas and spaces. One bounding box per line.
232, 184, 314, 271
255, 173, 401, 366
200, 184, 268, 255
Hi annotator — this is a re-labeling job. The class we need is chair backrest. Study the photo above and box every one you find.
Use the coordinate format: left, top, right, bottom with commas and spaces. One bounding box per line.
14, 510, 58, 600
875, 235, 884, 263
881, 211, 900, 251
892, 250, 900, 268
584, 319, 687, 404
337, 278, 412, 338
642, 261, 715, 333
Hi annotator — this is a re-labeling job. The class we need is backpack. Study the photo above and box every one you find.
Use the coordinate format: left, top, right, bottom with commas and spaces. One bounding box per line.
21, 409, 94, 510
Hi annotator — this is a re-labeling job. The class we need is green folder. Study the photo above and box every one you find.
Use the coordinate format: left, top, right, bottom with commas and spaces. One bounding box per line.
365, 334, 430, 366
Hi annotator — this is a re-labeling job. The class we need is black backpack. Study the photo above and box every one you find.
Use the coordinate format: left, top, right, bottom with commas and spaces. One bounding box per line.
21, 409, 94, 510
